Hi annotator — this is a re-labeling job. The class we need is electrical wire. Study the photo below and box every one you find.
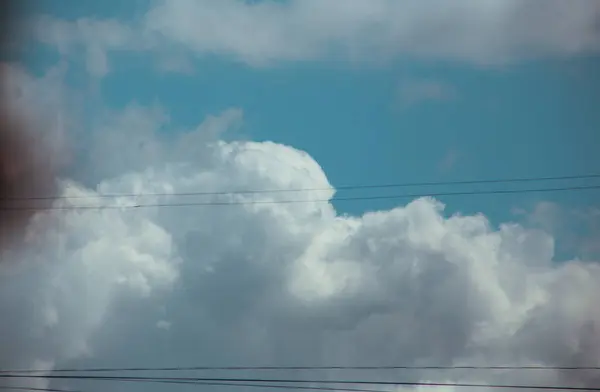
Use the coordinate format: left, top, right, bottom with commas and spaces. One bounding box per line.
27, 378, 407, 392
0, 387, 80, 392
127, 379, 600, 392
1, 183, 600, 212
3, 173, 600, 201
3, 364, 600, 374
0, 374, 598, 391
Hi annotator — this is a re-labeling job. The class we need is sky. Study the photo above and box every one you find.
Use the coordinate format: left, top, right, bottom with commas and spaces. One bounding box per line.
1, 0, 600, 391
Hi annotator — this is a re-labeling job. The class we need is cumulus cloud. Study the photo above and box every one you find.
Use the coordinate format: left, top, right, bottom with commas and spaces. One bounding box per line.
1, 65, 600, 392
31, 0, 600, 73
514, 201, 600, 260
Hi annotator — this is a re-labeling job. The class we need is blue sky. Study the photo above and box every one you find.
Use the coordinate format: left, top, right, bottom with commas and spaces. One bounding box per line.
4, 2, 600, 390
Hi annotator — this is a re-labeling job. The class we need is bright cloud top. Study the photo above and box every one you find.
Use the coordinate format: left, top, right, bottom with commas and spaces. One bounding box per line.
1, 66, 600, 391
32, 0, 600, 74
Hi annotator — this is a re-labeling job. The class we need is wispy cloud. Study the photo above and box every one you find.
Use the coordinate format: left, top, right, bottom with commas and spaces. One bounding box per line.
398, 79, 458, 108
437, 148, 461, 173
30, 0, 600, 75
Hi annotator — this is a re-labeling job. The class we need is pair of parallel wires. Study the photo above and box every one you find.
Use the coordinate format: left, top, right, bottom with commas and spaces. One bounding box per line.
1, 172, 600, 211
1, 364, 600, 392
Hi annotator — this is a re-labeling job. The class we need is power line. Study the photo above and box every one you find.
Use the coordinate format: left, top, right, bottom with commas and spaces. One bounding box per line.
0, 374, 598, 391
0, 387, 80, 392
3, 173, 600, 201
129, 380, 600, 392
2, 183, 600, 212
4, 364, 600, 374
127, 379, 408, 392
5, 378, 400, 392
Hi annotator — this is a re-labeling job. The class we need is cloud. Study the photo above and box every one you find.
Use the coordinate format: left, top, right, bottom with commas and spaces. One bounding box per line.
1, 66, 600, 392
31, 0, 600, 73
398, 79, 458, 108
437, 149, 461, 173
31, 16, 145, 77
142, 0, 600, 65
515, 201, 600, 260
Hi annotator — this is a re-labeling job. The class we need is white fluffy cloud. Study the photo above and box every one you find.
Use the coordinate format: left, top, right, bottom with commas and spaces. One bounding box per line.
1, 66, 600, 392
31, 0, 600, 73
